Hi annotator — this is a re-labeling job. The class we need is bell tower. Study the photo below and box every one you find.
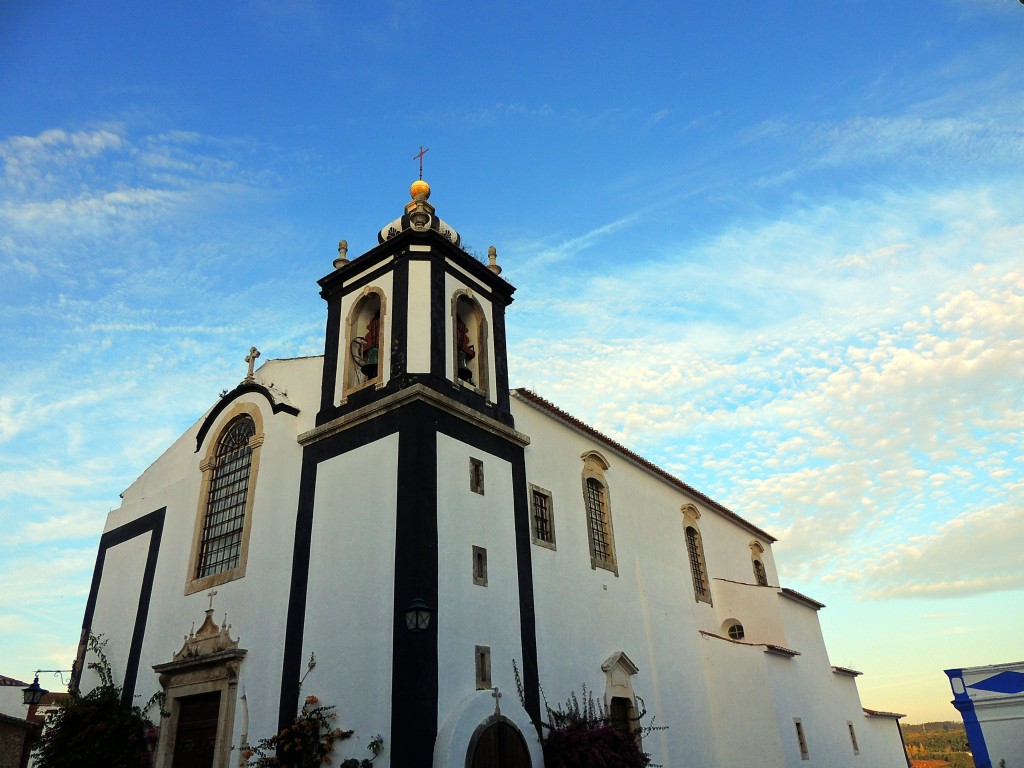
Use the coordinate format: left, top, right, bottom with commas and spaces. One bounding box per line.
284, 180, 541, 767
316, 179, 516, 428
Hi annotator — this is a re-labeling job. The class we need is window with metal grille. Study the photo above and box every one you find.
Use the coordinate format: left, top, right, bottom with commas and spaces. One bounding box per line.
753, 558, 768, 586
585, 478, 613, 564
197, 416, 255, 578
531, 487, 555, 547
686, 526, 710, 602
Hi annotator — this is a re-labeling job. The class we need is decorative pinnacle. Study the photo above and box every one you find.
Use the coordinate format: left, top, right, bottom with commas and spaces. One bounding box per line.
334, 239, 349, 269
487, 245, 502, 275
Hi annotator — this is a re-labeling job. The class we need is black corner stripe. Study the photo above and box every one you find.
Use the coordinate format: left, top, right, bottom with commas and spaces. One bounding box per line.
78, 508, 165, 704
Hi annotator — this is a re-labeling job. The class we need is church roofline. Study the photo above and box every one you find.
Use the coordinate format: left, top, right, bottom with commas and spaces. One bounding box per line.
778, 587, 826, 610
863, 708, 906, 719
511, 388, 777, 543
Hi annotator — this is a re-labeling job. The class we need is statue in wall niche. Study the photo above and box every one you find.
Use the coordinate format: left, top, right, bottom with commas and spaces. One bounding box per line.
456, 318, 476, 383
360, 312, 381, 378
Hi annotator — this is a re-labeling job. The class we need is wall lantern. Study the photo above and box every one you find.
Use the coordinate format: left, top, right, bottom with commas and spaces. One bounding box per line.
22, 676, 47, 706
22, 669, 71, 707
403, 595, 435, 633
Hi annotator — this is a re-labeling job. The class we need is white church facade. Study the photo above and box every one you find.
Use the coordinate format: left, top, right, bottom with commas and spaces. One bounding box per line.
75, 181, 909, 767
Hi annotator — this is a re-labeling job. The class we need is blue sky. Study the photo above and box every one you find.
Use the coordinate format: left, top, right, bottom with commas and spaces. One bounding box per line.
1, 0, 1022, 723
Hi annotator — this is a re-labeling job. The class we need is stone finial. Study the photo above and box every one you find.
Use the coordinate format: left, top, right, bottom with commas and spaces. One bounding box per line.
245, 347, 260, 381
334, 239, 350, 269
487, 245, 502, 275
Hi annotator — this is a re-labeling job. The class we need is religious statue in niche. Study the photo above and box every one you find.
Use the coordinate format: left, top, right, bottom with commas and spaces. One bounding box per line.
360, 312, 381, 377
456, 318, 476, 383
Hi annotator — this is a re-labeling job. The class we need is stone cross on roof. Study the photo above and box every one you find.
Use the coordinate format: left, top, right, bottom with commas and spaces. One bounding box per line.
244, 347, 260, 381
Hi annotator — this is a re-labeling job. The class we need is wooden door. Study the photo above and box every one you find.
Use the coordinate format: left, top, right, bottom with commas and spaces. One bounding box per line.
469, 721, 530, 768
172, 691, 221, 768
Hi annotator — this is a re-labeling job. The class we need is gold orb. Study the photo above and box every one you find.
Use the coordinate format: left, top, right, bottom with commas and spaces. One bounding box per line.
410, 179, 431, 200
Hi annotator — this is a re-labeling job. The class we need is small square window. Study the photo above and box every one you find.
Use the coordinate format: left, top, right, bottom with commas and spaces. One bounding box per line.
794, 718, 809, 760
472, 545, 488, 587
470, 457, 485, 495
529, 485, 556, 549
475, 645, 491, 689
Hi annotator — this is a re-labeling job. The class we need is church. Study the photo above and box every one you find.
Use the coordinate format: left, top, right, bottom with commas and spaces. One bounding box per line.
75, 179, 909, 767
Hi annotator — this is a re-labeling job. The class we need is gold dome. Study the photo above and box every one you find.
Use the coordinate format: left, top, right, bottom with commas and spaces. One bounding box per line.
410, 179, 431, 200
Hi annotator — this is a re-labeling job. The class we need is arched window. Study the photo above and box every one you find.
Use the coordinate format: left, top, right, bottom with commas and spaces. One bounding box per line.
750, 540, 769, 586
344, 288, 385, 396
187, 405, 264, 593
452, 292, 488, 394
681, 505, 711, 605
581, 452, 616, 574
753, 559, 768, 586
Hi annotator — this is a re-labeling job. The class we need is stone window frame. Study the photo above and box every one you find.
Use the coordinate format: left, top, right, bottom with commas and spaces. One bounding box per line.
472, 545, 488, 587
469, 457, 485, 495
475, 645, 492, 689
451, 289, 490, 397
581, 451, 617, 575
185, 402, 264, 596
682, 504, 712, 605
794, 717, 810, 760
528, 483, 556, 550
342, 286, 388, 399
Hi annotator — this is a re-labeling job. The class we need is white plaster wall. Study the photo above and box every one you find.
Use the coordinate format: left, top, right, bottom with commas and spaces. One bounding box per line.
699, 634, 787, 768
0, 686, 29, 719
512, 400, 723, 767
444, 271, 496, 403
711, 579, 789, 647
406, 259, 432, 373
859, 716, 908, 766
435, 434, 523, 730
81, 533, 149, 694
335, 274, 394, 405
91, 381, 308, 753
303, 436, 399, 764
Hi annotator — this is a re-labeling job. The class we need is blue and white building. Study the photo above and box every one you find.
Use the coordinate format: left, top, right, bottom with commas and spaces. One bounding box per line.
946, 661, 1024, 768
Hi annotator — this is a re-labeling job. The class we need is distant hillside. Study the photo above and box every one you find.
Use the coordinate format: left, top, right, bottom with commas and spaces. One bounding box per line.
902, 721, 971, 768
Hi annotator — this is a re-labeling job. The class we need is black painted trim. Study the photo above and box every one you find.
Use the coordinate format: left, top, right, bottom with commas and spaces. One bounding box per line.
278, 395, 541, 753
278, 415, 404, 733
391, 255, 409, 380
78, 508, 166, 705
491, 301, 511, 417
430, 256, 445, 379
390, 403, 439, 767
320, 296, 341, 416
195, 383, 300, 452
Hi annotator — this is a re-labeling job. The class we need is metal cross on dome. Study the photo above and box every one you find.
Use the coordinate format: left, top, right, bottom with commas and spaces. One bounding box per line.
413, 145, 430, 180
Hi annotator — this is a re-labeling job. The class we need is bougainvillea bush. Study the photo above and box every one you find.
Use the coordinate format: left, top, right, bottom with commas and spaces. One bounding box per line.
31, 635, 161, 768
244, 655, 382, 768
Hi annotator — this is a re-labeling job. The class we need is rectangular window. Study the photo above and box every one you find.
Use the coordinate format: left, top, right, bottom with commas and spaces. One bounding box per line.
475, 645, 492, 689
470, 457, 485, 495
472, 545, 488, 587
529, 485, 556, 549
848, 721, 860, 755
794, 718, 809, 760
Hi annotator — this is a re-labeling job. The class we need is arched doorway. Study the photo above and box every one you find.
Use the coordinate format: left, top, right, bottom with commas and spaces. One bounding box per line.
467, 718, 531, 768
